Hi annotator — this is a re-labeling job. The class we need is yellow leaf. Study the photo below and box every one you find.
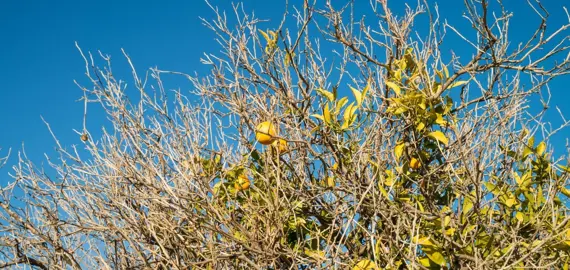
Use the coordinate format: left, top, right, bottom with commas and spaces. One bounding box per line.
323, 104, 332, 124
336, 97, 349, 114
418, 257, 434, 267
258, 29, 270, 42
505, 197, 517, 208
342, 102, 358, 130
304, 248, 326, 260
416, 122, 426, 131
445, 228, 456, 236
536, 141, 546, 156
428, 131, 449, 146
515, 212, 524, 222
413, 236, 434, 246
316, 88, 335, 102
326, 176, 335, 188
311, 114, 325, 121
394, 142, 405, 161
513, 171, 522, 186
462, 197, 473, 215
448, 80, 468, 89
435, 113, 447, 126
353, 259, 378, 270
423, 246, 446, 266
362, 80, 371, 99
443, 64, 449, 79
386, 81, 401, 95
351, 86, 363, 107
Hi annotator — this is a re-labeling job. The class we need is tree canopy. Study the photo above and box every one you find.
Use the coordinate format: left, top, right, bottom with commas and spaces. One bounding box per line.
1, 0, 570, 269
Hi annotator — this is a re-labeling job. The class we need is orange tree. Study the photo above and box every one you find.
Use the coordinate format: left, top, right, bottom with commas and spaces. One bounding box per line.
1, 0, 570, 269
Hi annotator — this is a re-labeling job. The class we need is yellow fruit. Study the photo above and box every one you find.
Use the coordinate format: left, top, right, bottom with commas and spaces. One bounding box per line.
410, 157, 421, 169
272, 138, 288, 153
234, 174, 251, 191
255, 121, 277, 145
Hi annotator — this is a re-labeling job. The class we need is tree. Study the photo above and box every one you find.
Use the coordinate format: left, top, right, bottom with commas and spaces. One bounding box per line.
1, 0, 570, 269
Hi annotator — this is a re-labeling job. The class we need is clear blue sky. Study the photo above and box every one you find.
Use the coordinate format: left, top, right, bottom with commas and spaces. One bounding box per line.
0, 0, 569, 182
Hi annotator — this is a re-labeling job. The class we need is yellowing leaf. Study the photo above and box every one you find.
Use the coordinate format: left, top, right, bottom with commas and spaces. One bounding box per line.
423, 246, 446, 266
448, 80, 468, 89
362, 80, 371, 100
394, 142, 405, 161
418, 257, 435, 268
428, 131, 449, 146
505, 197, 517, 208
316, 88, 335, 102
323, 104, 332, 124
515, 212, 524, 222
435, 113, 447, 126
523, 146, 533, 159
536, 141, 546, 156
336, 97, 349, 114
342, 102, 358, 130
353, 259, 378, 270
513, 171, 522, 186
413, 236, 434, 246
258, 29, 270, 42
304, 248, 326, 260
311, 114, 325, 121
462, 197, 473, 215
386, 81, 401, 95
326, 176, 335, 188
416, 122, 426, 131
350, 86, 363, 107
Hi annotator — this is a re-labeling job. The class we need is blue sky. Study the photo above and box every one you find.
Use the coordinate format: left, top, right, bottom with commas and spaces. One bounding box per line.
0, 0, 569, 182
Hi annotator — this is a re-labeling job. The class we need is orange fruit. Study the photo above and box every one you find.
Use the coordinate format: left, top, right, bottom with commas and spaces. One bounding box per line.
255, 121, 277, 145
234, 174, 251, 191
409, 157, 421, 169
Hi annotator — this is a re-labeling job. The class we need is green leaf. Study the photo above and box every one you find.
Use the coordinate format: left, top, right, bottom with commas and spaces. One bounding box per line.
350, 86, 363, 107
428, 131, 449, 146
386, 81, 401, 95
316, 88, 335, 102
394, 142, 405, 161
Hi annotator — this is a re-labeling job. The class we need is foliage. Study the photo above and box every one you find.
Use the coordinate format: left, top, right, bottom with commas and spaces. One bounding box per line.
1, 0, 570, 269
